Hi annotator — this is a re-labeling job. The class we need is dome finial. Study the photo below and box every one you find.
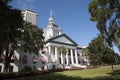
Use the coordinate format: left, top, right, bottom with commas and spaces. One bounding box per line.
49, 10, 54, 24
50, 10, 52, 17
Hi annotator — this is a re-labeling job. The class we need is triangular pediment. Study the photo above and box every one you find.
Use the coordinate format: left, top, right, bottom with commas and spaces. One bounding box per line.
46, 34, 77, 46
53, 36, 73, 44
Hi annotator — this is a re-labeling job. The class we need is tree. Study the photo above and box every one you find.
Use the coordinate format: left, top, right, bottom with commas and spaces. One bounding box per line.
0, 0, 44, 72
88, 35, 106, 65
82, 48, 90, 65
0, 0, 24, 72
89, 0, 120, 51
88, 35, 120, 65
20, 22, 44, 54
1, 0, 12, 4
58, 46, 67, 69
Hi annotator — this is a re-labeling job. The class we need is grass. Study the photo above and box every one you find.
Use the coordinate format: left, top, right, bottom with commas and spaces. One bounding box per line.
60, 66, 114, 78
4, 65, 120, 80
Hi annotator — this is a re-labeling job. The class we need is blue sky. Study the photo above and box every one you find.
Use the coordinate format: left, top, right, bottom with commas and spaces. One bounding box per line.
10, 0, 119, 54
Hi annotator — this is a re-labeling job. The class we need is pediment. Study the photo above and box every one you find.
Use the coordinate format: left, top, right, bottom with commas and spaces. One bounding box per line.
46, 34, 77, 46
53, 36, 73, 44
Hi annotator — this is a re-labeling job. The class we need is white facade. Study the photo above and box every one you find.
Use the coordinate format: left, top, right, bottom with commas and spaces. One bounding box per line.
42, 11, 89, 69
0, 10, 89, 72
43, 11, 62, 41
22, 9, 38, 25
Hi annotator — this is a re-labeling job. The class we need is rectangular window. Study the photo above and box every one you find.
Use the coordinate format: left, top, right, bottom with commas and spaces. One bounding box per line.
65, 58, 67, 64
0, 59, 3, 63
69, 58, 71, 64
78, 58, 81, 64
59, 57, 61, 64
68, 49, 71, 56
22, 55, 27, 64
33, 66, 36, 70
0, 66, 2, 72
9, 66, 13, 72
73, 50, 75, 56
74, 58, 76, 63
33, 61, 36, 64
10, 60, 14, 63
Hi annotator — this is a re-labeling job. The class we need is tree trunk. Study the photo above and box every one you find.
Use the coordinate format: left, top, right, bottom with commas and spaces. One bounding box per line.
4, 43, 14, 72
4, 44, 9, 72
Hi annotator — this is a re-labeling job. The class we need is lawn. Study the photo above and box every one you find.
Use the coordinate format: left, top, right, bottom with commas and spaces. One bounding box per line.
5, 65, 120, 80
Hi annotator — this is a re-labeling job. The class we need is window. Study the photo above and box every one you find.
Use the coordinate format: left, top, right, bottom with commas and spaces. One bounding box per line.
64, 58, 67, 64
78, 59, 81, 64
41, 56, 46, 63
0, 59, 3, 63
22, 55, 27, 64
74, 58, 76, 63
42, 62, 45, 64
0, 54, 4, 62
0, 66, 2, 72
59, 57, 61, 64
33, 61, 36, 64
68, 49, 71, 56
33, 66, 36, 70
10, 54, 16, 63
10, 60, 14, 63
9, 66, 13, 72
32, 56, 37, 64
73, 50, 75, 56
69, 58, 71, 64
41, 66, 44, 70
77, 52, 80, 56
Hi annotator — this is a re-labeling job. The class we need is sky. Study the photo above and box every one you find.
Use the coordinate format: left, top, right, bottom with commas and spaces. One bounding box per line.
10, 0, 119, 55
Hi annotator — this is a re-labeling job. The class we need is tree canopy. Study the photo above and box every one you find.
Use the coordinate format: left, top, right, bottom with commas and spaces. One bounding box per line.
0, 0, 44, 72
0, 0, 24, 72
87, 35, 120, 65
89, 0, 120, 51
20, 22, 44, 54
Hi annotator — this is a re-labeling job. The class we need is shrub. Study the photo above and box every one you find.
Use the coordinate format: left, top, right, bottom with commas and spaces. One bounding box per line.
20, 66, 32, 72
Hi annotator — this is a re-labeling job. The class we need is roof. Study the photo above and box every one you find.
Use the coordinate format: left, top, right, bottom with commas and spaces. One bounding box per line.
22, 9, 37, 14
45, 34, 78, 46
52, 23, 59, 28
45, 23, 59, 28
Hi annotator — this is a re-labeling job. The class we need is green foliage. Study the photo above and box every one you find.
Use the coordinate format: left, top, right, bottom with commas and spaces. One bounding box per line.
4, 65, 120, 80
87, 35, 120, 65
58, 46, 67, 54
20, 22, 44, 54
89, 0, 120, 50
20, 66, 32, 72
0, 0, 24, 72
1, 0, 12, 4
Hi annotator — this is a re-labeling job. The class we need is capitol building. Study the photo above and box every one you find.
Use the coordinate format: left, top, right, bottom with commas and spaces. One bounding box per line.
0, 9, 89, 72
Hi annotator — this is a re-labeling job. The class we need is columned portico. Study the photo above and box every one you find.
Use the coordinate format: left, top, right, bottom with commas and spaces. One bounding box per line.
43, 11, 88, 69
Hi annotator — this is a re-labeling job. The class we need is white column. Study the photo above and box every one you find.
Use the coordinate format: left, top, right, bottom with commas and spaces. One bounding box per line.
61, 53, 63, 64
70, 49, 74, 64
55, 47, 58, 61
48, 46, 51, 62
48, 46, 51, 54
75, 50, 78, 64
66, 49, 69, 65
